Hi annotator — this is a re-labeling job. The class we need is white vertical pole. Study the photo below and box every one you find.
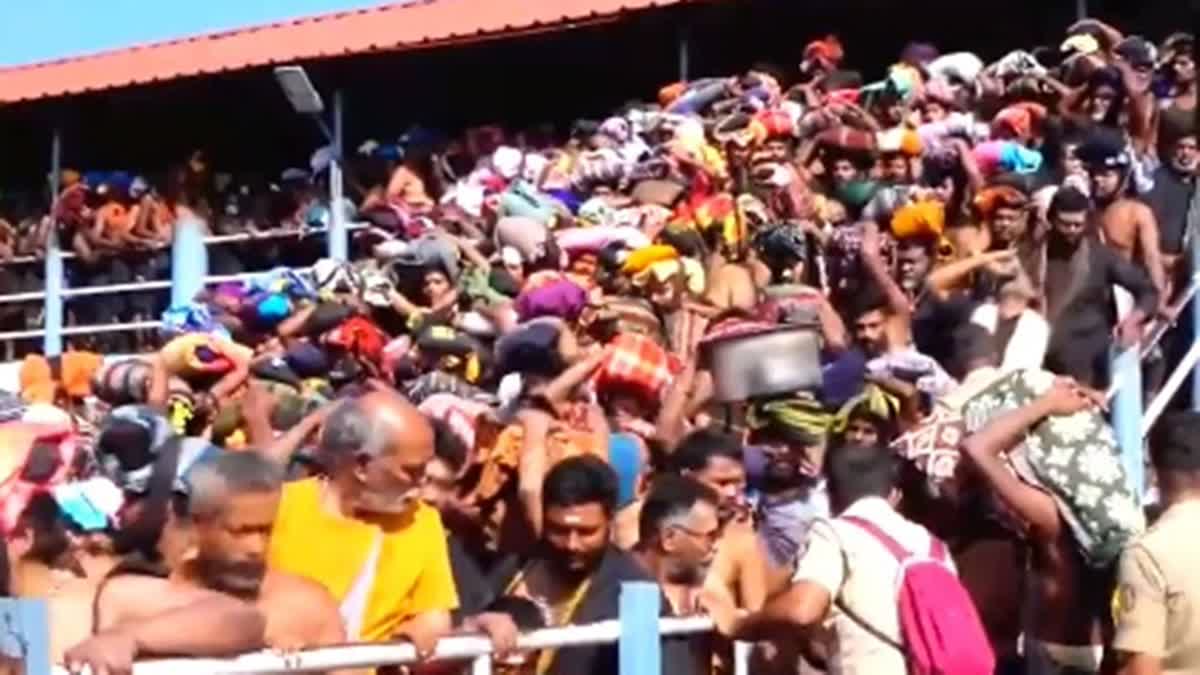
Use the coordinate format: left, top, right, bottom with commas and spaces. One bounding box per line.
1191, 186, 1200, 411
328, 89, 348, 261
43, 129, 64, 356
733, 641, 752, 675
677, 27, 690, 82
470, 654, 493, 675
1075, 0, 1088, 20
1112, 345, 1144, 499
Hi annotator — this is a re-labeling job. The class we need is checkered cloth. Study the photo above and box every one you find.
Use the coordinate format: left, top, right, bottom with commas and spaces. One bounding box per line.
891, 409, 967, 483
595, 333, 681, 403
418, 394, 493, 453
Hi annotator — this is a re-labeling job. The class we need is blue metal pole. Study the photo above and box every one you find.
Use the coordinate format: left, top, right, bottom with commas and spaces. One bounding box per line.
1112, 345, 1144, 499
0, 598, 50, 675
328, 89, 348, 262
43, 129, 64, 357
170, 214, 208, 308
619, 582, 661, 675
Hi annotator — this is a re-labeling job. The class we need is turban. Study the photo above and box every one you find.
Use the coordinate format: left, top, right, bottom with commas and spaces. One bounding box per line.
891, 201, 946, 241
632, 257, 706, 296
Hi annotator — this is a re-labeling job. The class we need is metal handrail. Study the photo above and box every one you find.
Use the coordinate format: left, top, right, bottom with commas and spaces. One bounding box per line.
0, 266, 315, 340
1143, 337, 1200, 436
1105, 272, 1200, 403
0, 267, 314, 306
0, 223, 366, 266
0, 320, 162, 342
49, 616, 736, 675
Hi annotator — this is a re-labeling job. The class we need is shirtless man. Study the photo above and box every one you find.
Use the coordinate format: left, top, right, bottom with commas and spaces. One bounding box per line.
4, 493, 120, 664
3, 494, 268, 674
632, 475, 724, 614
81, 452, 350, 669
1086, 143, 1169, 303
616, 428, 767, 613
961, 378, 1116, 675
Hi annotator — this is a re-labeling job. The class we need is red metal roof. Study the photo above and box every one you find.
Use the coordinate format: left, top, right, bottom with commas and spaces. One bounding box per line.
0, 0, 693, 104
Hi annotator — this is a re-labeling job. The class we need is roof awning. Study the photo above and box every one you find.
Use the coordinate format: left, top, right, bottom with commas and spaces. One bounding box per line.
0, 0, 694, 104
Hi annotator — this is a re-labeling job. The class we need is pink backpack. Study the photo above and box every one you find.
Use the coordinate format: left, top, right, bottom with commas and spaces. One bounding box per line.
838, 516, 995, 675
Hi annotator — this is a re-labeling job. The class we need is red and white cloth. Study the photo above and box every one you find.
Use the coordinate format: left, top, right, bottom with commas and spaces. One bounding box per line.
595, 333, 682, 403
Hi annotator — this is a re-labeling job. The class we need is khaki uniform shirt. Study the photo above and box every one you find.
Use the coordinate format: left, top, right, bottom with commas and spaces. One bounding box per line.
793, 497, 953, 675
1112, 499, 1200, 674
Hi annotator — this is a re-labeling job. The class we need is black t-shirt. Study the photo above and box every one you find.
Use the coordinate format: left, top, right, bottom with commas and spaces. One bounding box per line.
1144, 167, 1193, 255
912, 289, 979, 371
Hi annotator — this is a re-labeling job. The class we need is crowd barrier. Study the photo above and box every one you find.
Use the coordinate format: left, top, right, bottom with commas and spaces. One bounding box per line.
47, 585, 751, 675
0, 222, 365, 346
15, 183, 1200, 674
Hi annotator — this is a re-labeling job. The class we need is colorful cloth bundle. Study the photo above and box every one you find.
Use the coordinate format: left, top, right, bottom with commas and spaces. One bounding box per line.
595, 333, 682, 404
961, 369, 1144, 567
515, 275, 588, 322
876, 127, 924, 156
161, 303, 231, 342
971, 184, 1031, 218
891, 409, 967, 483
972, 141, 1044, 176
323, 316, 387, 367
746, 393, 832, 441
890, 201, 946, 241
0, 421, 78, 533
418, 394, 494, 454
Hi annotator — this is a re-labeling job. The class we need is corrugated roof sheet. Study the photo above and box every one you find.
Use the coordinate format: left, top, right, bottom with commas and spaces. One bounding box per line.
0, 0, 692, 104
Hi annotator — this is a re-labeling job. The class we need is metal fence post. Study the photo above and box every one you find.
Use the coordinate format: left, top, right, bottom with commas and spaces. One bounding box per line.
619, 582, 661, 675
470, 654, 493, 675
170, 215, 208, 308
677, 27, 690, 82
328, 89, 348, 262
43, 129, 64, 357
1191, 188, 1200, 411
1112, 345, 1144, 498
0, 598, 50, 674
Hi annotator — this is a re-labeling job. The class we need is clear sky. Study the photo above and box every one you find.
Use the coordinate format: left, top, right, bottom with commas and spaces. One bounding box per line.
0, 0, 398, 67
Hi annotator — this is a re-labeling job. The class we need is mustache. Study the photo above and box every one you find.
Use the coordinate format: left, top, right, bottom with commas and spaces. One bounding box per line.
195, 558, 267, 597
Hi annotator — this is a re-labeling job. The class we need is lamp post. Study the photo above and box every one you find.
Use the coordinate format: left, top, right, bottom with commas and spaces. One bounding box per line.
273, 66, 347, 261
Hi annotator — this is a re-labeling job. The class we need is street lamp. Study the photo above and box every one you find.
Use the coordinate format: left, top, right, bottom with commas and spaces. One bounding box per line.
273, 65, 347, 261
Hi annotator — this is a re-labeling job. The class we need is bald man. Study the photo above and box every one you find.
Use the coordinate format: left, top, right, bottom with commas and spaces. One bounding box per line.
268, 391, 459, 657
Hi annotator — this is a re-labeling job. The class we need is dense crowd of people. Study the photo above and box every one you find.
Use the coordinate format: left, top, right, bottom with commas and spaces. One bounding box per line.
1, 16, 1198, 675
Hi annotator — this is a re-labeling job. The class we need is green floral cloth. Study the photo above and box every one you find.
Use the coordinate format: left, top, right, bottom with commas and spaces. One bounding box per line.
962, 369, 1145, 568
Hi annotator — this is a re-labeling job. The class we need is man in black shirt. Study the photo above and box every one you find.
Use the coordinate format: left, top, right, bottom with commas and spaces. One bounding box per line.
1042, 187, 1158, 387
1144, 130, 1197, 268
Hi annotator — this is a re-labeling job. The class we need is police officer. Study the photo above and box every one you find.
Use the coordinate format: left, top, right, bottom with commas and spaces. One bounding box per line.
1109, 411, 1200, 674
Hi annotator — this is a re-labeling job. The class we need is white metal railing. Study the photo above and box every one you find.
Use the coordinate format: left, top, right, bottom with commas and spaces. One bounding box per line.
0, 268, 316, 342
1106, 271, 1200, 403
0, 223, 370, 351
0, 225, 345, 266
50, 616, 746, 675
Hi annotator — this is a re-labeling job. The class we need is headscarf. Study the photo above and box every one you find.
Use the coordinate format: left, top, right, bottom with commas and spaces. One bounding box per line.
972, 184, 1029, 219
890, 201, 946, 241
804, 35, 845, 69
747, 395, 833, 443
